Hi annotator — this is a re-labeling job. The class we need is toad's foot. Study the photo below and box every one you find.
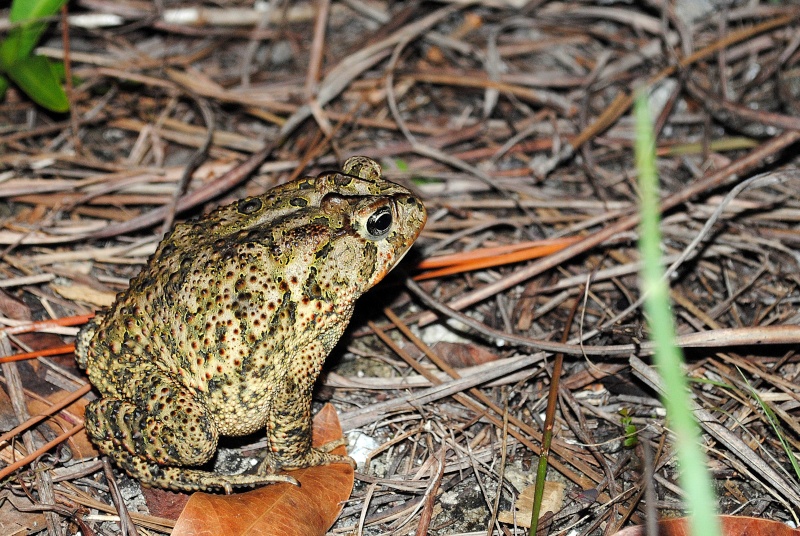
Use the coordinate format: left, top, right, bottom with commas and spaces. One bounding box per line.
101, 447, 298, 494
257, 440, 356, 475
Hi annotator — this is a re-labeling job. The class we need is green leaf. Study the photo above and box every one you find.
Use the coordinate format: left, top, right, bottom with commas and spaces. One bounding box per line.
10, 0, 68, 22
0, 75, 8, 99
5, 55, 69, 112
48, 59, 66, 81
0, 0, 68, 66
623, 424, 638, 448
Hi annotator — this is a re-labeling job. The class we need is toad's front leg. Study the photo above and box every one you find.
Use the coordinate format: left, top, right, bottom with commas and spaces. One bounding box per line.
258, 374, 355, 474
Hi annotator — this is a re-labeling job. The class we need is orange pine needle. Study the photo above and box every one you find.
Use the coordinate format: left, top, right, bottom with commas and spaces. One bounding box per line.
0, 313, 92, 363
414, 236, 580, 280
0, 383, 91, 446
0, 313, 94, 336
0, 344, 77, 364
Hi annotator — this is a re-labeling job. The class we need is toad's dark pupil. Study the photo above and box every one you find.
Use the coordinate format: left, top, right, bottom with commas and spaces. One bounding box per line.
238, 198, 262, 214
367, 208, 392, 237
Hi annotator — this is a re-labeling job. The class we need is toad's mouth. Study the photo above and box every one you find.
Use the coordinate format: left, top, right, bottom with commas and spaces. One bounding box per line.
381, 231, 425, 277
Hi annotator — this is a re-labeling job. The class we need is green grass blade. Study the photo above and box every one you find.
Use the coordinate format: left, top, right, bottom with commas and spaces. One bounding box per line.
634, 90, 720, 536
740, 370, 800, 481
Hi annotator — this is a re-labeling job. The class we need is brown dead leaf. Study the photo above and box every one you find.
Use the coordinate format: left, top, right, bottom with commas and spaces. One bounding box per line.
0, 290, 64, 366
171, 403, 354, 536
143, 488, 192, 520
434, 341, 498, 368
0, 491, 46, 536
498, 481, 565, 528
0, 290, 31, 321
612, 515, 800, 536
28, 392, 97, 462
0, 388, 97, 468
51, 284, 117, 308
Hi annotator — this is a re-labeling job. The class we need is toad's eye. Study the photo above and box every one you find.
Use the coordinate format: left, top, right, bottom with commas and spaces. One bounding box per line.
366, 206, 392, 238
237, 198, 262, 214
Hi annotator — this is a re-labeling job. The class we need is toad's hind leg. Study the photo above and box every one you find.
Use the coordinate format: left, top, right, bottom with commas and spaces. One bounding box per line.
85, 380, 293, 492
88, 434, 295, 493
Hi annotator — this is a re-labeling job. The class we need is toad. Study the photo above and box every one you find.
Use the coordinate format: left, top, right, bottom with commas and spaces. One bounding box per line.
76, 157, 426, 492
